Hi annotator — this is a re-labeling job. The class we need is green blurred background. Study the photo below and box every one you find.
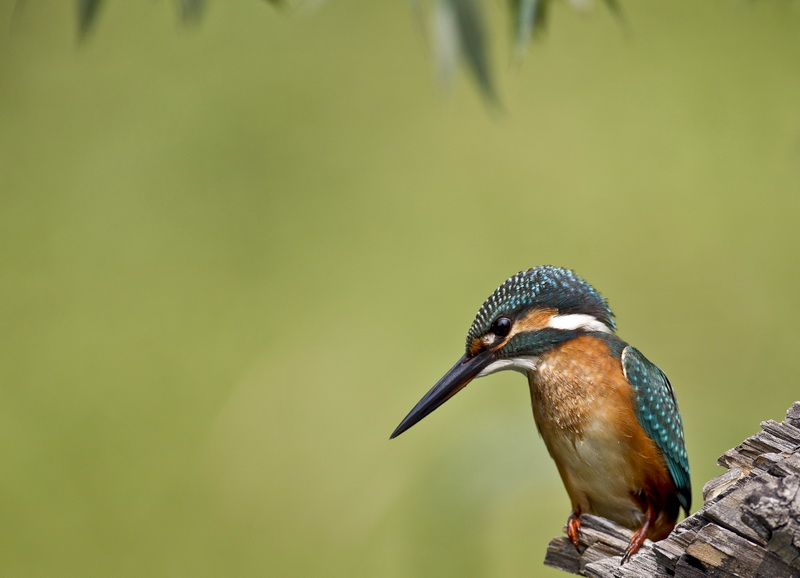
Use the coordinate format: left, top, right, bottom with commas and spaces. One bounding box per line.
2, 2, 800, 576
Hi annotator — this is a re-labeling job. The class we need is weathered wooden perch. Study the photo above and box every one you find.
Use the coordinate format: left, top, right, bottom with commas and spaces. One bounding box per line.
544, 401, 800, 577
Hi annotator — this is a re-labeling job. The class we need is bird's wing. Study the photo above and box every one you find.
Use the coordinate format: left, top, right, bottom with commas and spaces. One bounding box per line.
622, 346, 692, 514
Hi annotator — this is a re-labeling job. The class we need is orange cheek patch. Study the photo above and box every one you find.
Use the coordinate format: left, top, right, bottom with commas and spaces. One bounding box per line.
509, 307, 557, 338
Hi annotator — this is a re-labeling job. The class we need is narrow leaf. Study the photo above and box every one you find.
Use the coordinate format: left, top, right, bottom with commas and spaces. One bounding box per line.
76, 0, 103, 40
510, 0, 537, 59
534, 0, 549, 37
447, 0, 498, 105
601, 0, 622, 20
178, 0, 206, 23
601, 0, 628, 32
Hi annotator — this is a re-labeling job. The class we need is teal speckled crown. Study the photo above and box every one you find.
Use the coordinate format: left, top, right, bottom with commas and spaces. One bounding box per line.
466, 266, 616, 349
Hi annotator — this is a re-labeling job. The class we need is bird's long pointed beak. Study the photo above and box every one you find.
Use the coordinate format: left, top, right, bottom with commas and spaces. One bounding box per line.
390, 349, 496, 439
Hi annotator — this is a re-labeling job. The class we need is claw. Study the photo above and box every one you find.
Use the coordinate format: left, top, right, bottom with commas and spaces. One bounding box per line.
566, 509, 581, 549
621, 526, 648, 563
621, 502, 653, 564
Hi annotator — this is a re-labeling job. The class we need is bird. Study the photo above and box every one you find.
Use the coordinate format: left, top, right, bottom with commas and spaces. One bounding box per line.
390, 266, 691, 562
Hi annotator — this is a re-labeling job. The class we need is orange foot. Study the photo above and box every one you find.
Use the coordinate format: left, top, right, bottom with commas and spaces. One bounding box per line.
566, 509, 581, 549
621, 503, 653, 564
621, 525, 648, 563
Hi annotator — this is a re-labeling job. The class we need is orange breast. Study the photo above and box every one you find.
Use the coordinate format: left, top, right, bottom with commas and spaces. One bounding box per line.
529, 335, 678, 539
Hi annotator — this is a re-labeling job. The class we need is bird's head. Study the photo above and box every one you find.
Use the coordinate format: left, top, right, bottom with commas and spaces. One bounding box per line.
390, 265, 615, 438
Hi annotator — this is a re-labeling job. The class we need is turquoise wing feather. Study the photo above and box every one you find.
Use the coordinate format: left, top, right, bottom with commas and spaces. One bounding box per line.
622, 346, 691, 514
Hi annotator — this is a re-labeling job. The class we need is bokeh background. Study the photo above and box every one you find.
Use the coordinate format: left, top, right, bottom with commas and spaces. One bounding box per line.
2, 1, 800, 576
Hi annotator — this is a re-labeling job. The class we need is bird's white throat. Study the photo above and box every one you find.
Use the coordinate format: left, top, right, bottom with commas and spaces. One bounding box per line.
477, 356, 539, 377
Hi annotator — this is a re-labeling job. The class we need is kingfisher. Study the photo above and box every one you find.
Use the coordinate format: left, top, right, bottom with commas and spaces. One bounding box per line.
391, 266, 690, 562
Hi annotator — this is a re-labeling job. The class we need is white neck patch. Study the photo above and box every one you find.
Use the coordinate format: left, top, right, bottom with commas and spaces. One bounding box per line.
477, 356, 539, 377
547, 313, 612, 333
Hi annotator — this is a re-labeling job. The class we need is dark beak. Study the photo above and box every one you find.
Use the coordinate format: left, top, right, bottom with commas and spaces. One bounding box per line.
390, 349, 496, 439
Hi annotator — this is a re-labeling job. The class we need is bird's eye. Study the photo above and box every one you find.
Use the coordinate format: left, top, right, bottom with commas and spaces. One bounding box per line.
491, 317, 512, 338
